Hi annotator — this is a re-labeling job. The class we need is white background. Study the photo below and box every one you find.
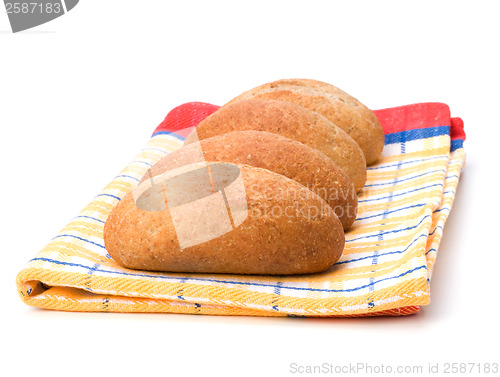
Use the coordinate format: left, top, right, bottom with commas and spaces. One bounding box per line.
1, 1, 499, 376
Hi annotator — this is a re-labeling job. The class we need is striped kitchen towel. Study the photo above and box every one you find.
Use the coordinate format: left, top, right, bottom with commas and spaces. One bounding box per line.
16, 101, 465, 316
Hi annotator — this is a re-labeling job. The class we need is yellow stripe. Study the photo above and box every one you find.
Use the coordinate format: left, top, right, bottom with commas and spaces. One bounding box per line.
368, 159, 449, 179
102, 181, 134, 192
348, 213, 428, 236
17, 268, 429, 315
136, 151, 167, 160
325, 245, 427, 281
59, 222, 103, 238
15, 127, 463, 316
357, 186, 441, 214
376, 146, 449, 164
80, 200, 114, 215
39, 242, 108, 265
344, 219, 431, 251
119, 166, 148, 177
361, 172, 446, 198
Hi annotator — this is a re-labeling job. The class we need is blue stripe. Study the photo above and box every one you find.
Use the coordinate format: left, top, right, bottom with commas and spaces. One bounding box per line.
28, 257, 427, 293
102, 297, 110, 310
364, 169, 447, 187
85, 263, 100, 292
337, 234, 427, 265
347, 215, 430, 243
358, 183, 444, 203
73, 215, 105, 224
367, 143, 403, 302
176, 276, 189, 300
433, 207, 449, 214
451, 139, 464, 152
142, 147, 168, 154
52, 234, 106, 249
355, 203, 425, 222
425, 248, 437, 256
272, 281, 283, 311
384, 126, 450, 145
367, 155, 448, 171
428, 225, 443, 236
115, 174, 140, 181
130, 160, 153, 167
152, 131, 187, 141
96, 193, 122, 201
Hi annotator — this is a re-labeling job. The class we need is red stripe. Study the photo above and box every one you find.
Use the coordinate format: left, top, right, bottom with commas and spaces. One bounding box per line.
148, 101, 459, 317
153, 102, 220, 136
450, 117, 466, 141
373, 102, 451, 135
153, 101, 465, 142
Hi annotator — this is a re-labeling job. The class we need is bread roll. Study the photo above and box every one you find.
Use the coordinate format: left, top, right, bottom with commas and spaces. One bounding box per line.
185, 99, 366, 191
225, 78, 385, 165
104, 163, 344, 275
145, 131, 357, 230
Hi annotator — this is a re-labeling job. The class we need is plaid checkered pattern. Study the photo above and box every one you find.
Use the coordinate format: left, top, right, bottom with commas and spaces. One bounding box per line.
16, 102, 465, 316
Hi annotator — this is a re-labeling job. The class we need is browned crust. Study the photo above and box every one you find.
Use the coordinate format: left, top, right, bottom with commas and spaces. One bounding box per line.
186, 99, 366, 191
104, 164, 345, 275
144, 130, 357, 230
225, 79, 385, 165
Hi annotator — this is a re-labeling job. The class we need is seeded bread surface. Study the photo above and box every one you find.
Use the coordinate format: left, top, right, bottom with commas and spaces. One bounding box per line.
104, 164, 345, 275
146, 130, 357, 229
226, 78, 384, 165
186, 99, 367, 191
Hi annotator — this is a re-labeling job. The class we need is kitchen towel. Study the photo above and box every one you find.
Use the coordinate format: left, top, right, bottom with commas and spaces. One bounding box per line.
16, 101, 465, 316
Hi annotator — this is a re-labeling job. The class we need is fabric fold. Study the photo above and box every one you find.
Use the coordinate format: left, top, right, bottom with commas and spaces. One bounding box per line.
16, 102, 466, 317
